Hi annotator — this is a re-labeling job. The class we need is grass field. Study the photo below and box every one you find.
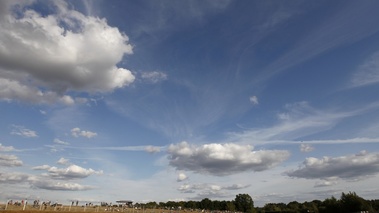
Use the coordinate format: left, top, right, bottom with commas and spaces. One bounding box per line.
0, 204, 186, 213
0, 204, 171, 213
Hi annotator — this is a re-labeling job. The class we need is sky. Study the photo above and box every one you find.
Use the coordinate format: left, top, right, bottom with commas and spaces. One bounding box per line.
1, 0, 379, 207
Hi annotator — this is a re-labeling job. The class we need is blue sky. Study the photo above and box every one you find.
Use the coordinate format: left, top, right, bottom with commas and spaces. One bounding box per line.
1, 0, 379, 207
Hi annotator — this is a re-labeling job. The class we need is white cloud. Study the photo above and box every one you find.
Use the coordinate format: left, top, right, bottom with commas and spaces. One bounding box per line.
57, 157, 70, 165
0, 143, 15, 152
145, 145, 161, 153
32, 165, 52, 170
0, 154, 23, 167
141, 71, 168, 83
178, 184, 195, 193
0, 170, 93, 191
314, 180, 338, 188
224, 183, 251, 190
249, 96, 259, 105
31, 179, 94, 191
300, 144, 314, 152
168, 141, 290, 176
53, 138, 70, 145
177, 172, 188, 182
0, 78, 75, 105
177, 183, 249, 196
10, 125, 38, 138
228, 101, 379, 145
185, 183, 238, 200
36, 164, 103, 180
286, 150, 379, 180
295, 137, 379, 145
0, 1, 135, 104
351, 51, 379, 87
0, 172, 30, 184
258, 1, 379, 83
71, 128, 97, 138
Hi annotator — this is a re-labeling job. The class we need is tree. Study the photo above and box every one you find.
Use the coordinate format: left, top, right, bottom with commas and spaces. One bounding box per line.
320, 196, 340, 213
234, 194, 255, 213
287, 201, 301, 212
340, 192, 370, 213
145, 202, 157, 209
200, 198, 213, 210
226, 201, 236, 212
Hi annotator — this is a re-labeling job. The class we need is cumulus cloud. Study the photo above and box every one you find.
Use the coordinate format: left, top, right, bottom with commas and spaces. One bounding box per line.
33, 164, 102, 180
10, 125, 38, 138
182, 183, 244, 199
224, 183, 251, 190
300, 144, 314, 152
0, 1, 135, 104
0, 170, 93, 191
178, 183, 248, 194
178, 184, 195, 193
177, 172, 188, 182
0, 154, 23, 167
286, 151, 379, 180
57, 157, 70, 165
351, 51, 379, 87
31, 179, 94, 191
141, 71, 168, 83
32, 165, 52, 170
0, 172, 30, 184
249, 96, 259, 105
168, 141, 290, 176
71, 128, 97, 138
0, 143, 15, 152
314, 179, 338, 188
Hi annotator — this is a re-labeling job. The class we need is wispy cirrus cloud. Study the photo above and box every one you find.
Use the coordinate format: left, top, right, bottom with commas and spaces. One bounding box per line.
141, 71, 168, 83
351, 51, 379, 87
256, 1, 379, 83
227, 101, 379, 145
10, 125, 37, 138
53, 138, 70, 145
145, 145, 161, 153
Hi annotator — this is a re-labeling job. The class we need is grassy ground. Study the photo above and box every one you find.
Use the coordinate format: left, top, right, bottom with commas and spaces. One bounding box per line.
0, 204, 168, 213
0, 204, 183, 213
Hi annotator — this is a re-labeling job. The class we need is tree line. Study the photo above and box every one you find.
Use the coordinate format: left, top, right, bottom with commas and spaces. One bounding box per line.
136, 194, 254, 212
134, 192, 379, 213
259, 192, 378, 213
